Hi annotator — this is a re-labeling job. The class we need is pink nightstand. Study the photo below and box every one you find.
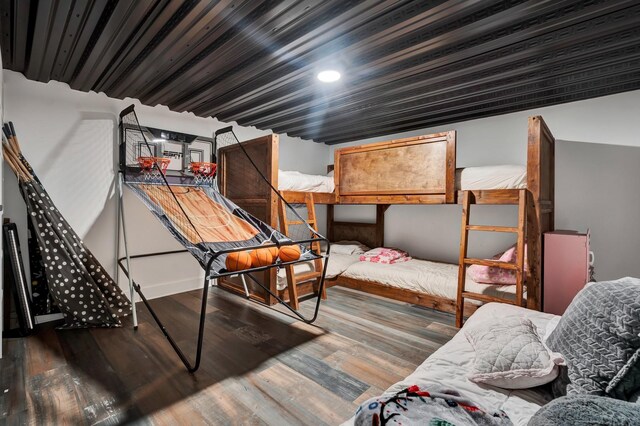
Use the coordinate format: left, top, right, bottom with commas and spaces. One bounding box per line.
543, 230, 593, 315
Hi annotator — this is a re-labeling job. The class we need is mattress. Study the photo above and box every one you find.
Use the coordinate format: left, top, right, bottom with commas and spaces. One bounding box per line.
456, 164, 527, 190
278, 170, 335, 193
342, 303, 559, 426
276, 252, 360, 290
341, 258, 519, 303
279, 164, 526, 195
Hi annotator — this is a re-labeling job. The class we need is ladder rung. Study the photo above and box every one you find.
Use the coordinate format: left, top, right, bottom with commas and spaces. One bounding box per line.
466, 225, 519, 233
461, 291, 518, 305
294, 271, 322, 283
287, 220, 315, 225
464, 258, 518, 270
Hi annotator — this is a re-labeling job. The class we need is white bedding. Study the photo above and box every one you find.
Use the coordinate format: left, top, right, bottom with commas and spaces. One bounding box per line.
279, 165, 526, 194
341, 258, 519, 303
343, 303, 559, 426
456, 164, 527, 190
278, 169, 335, 193
276, 253, 360, 290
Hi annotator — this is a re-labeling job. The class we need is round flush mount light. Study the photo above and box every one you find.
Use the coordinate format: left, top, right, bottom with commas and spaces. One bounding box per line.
317, 70, 341, 83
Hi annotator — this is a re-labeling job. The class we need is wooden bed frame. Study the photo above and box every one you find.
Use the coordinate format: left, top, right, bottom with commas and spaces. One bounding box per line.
217, 116, 555, 313
281, 131, 456, 205
217, 134, 280, 305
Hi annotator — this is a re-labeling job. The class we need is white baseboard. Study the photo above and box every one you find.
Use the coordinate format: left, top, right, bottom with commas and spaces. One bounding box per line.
32, 278, 203, 326
35, 313, 64, 324
133, 277, 203, 301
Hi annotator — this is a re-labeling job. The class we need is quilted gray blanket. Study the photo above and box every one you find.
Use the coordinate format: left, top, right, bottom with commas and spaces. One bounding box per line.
528, 394, 640, 425
354, 385, 512, 425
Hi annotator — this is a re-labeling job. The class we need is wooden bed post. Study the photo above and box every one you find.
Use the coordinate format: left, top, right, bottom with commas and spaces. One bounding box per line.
376, 204, 389, 247
526, 116, 555, 311
445, 130, 456, 204
327, 204, 335, 242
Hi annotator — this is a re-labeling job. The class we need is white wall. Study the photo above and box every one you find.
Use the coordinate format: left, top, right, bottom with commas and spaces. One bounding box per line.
329, 90, 640, 281
2, 70, 329, 300
4, 66, 638, 302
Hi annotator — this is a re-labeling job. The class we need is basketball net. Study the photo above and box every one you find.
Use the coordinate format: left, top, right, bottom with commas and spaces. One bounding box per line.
138, 157, 171, 182
191, 162, 217, 186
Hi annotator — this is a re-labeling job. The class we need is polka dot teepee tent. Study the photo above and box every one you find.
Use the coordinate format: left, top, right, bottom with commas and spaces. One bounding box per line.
2, 122, 131, 328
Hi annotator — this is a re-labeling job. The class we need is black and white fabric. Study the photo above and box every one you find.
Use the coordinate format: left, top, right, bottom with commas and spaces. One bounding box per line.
21, 179, 131, 328
546, 277, 640, 400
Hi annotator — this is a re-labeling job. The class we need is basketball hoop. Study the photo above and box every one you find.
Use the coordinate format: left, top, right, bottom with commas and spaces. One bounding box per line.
138, 156, 171, 182
190, 162, 217, 185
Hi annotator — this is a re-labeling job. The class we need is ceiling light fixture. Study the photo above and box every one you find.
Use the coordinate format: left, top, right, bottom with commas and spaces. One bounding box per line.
317, 70, 341, 83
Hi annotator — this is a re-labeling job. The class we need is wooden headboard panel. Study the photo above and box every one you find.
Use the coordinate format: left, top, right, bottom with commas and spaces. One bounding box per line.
334, 131, 456, 204
218, 134, 279, 226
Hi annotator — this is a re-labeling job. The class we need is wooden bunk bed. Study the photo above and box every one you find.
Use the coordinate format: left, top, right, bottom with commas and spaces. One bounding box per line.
217, 117, 555, 317
216, 134, 280, 305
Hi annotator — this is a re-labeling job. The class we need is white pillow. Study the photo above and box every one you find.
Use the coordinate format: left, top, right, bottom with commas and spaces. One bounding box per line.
330, 241, 369, 255
465, 317, 565, 390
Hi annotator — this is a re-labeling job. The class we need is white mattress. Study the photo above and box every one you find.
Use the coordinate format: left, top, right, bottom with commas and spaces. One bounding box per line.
279, 164, 525, 194
456, 164, 527, 190
278, 170, 335, 193
343, 303, 559, 426
276, 253, 360, 290
341, 258, 519, 304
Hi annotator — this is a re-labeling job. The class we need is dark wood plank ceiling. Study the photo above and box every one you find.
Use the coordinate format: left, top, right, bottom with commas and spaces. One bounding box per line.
2, 0, 640, 144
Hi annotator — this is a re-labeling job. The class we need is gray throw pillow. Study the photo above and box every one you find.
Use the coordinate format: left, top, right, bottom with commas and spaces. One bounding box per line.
465, 317, 564, 389
546, 277, 640, 399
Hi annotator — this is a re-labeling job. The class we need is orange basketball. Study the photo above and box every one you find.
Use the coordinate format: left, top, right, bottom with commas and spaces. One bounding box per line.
278, 245, 301, 262
225, 251, 252, 271
262, 240, 279, 262
250, 248, 273, 267
263, 245, 279, 260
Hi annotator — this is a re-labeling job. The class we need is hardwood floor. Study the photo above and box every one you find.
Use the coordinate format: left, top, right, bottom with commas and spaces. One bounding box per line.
0, 286, 457, 425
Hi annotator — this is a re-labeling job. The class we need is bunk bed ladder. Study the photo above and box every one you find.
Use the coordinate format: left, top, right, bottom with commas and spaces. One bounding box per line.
456, 189, 527, 327
278, 193, 326, 310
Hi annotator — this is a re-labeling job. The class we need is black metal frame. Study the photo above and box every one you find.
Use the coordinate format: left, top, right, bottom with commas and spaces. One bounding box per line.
3, 222, 35, 336
116, 104, 331, 373
117, 232, 330, 373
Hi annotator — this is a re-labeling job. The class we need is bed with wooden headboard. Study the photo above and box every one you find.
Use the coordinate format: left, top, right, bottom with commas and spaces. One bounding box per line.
217, 116, 555, 312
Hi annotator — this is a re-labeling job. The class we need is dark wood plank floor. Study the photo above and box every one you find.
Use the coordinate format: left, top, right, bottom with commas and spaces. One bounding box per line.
0, 286, 457, 425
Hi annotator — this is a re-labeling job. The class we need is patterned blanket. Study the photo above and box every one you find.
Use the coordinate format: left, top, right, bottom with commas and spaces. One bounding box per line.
359, 247, 412, 264
354, 385, 512, 426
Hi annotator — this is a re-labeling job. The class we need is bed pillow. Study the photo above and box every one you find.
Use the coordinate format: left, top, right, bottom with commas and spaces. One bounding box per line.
546, 277, 640, 400
465, 317, 564, 389
330, 241, 369, 255
467, 244, 528, 285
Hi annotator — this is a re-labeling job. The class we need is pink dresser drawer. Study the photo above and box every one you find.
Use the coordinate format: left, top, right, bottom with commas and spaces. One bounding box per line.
543, 230, 590, 315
